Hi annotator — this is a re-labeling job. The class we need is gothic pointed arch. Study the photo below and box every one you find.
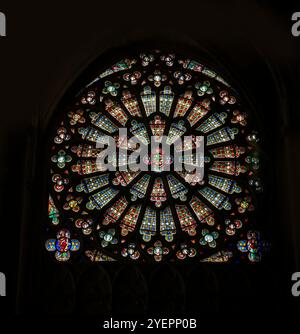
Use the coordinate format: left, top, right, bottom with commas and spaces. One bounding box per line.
45, 49, 268, 263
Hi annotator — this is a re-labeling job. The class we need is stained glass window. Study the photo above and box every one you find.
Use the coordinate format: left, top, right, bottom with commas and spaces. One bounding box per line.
46, 49, 268, 263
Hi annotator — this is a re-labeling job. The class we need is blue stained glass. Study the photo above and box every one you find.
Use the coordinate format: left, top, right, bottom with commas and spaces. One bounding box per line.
130, 174, 151, 201
159, 86, 174, 116
160, 206, 176, 242
198, 187, 231, 210
208, 174, 241, 194
141, 86, 156, 116
89, 112, 118, 134
140, 206, 157, 242
206, 127, 238, 146
76, 174, 109, 193
86, 187, 119, 210
197, 112, 227, 133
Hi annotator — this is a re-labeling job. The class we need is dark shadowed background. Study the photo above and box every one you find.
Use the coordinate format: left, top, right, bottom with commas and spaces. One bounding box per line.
0, 0, 299, 318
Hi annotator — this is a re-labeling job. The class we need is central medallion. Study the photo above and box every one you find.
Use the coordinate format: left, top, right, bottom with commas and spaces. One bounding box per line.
143, 147, 173, 173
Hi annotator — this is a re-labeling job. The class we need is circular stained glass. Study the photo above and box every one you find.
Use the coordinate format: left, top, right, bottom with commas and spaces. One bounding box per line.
45, 49, 268, 263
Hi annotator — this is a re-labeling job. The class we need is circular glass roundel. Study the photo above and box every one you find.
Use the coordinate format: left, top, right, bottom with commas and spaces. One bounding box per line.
46, 49, 267, 263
